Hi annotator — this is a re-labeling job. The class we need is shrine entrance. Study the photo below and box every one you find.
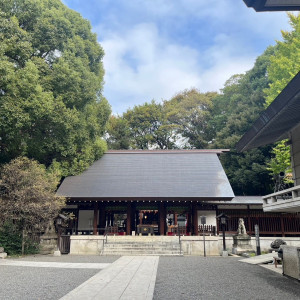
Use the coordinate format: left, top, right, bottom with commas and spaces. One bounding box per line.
136, 210, 159, 235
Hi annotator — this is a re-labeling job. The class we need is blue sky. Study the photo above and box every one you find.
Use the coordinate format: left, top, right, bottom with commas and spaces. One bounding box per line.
63, 0, 291, 114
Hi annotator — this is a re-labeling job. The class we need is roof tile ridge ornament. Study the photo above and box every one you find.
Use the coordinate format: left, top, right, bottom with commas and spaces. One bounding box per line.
106, 149, 230, 154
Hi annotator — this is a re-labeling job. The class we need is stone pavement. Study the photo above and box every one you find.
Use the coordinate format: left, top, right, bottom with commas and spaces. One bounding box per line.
239, 252, 275, 264
60, 256, 159, 300
260, 263, 283, 275
0, 260, 110, 269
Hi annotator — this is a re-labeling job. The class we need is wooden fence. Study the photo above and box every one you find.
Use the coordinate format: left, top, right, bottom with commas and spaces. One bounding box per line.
217, 209, 300, 236
198, 225, 216, 236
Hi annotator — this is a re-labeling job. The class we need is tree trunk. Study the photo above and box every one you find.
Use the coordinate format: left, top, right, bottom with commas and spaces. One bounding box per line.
22, 229, 25, 256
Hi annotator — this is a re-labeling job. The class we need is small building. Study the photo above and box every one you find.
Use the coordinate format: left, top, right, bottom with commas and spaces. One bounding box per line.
57, 149, 235, 236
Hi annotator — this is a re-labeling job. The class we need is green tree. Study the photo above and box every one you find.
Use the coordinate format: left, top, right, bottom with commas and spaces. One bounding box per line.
265, 13, 300, 107
123, 100, 178, 149
164, 89, 217, 149
0, 157, 65, 254
106, 115, 131, 150
0, 0, 111, 175
211, 48, 275, 195
267, 140, 292, 183
264, 13, 300, 181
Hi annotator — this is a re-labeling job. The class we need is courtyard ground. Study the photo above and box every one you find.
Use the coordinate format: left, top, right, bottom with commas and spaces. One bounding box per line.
0, 255, 299, 300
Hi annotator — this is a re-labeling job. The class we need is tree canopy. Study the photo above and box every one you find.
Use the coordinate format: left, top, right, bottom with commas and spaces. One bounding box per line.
0, 0, 111, 176
263, 13, 300, 180
164, 89, 217, 149
208, 48, 275, 195
265, 13, 300, 107
0, 157, 65, 232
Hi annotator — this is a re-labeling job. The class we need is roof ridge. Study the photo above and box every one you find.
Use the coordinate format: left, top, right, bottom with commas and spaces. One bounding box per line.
106, 149, 229, 154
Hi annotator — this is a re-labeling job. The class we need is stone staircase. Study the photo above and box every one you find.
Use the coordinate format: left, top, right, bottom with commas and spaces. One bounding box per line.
101, 236, 182, 256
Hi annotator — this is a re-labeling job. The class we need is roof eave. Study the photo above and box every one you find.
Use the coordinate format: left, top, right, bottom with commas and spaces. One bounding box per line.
236, 71, 300, 152
243, 0, 300, 11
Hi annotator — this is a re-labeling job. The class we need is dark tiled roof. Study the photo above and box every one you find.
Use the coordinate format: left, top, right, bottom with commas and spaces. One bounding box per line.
57, 150, 234, 200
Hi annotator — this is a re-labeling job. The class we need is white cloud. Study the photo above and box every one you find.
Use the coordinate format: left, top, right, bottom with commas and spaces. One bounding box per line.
89, 1, 292, 114
100, 22, 258, 114
101, 23, 203, 113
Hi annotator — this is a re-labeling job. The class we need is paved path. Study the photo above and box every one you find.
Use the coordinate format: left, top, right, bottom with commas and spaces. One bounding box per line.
239, 253, 275, 264
0, 260, 110, 269
60, 256, 159, 300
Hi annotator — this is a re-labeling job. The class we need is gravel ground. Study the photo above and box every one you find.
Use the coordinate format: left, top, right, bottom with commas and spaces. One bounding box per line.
0, 255, 120, 300
153, 256, 300, 300
0, 266, 98, 300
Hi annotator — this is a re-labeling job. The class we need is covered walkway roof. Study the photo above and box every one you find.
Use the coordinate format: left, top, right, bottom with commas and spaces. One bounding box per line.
236, 72, 300, 152
243, 0, 300, 11
57, 150, 234, 201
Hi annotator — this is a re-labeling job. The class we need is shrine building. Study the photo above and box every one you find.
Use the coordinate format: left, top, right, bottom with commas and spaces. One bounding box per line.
56, 149, 235, 236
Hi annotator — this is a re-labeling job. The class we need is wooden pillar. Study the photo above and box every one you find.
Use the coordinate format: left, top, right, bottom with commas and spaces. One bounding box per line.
216, 206, 219, 235
110, 213, 114, 226
192, 202, 198, 236
280, 214, 285, 237
99, 203, 106, 234
131, 202, 136, 233
247, 205, 252, 235
174, 213, 178, 225
126, 202, 132, 235
93, 202, 99, 235
136, 210, 139, 226
139, 212, 143, 225
75, 207, 79, 234
159, 202, 166, 235
186, 212, 192, 234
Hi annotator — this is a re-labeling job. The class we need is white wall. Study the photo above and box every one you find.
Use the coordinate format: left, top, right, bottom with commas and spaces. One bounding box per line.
68, 236, 300, 256
197, 210, 216, 226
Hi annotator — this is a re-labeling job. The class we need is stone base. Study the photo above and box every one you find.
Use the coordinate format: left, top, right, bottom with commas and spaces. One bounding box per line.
222, 251, 228, 257
0, 252, 7, 259
232, 234, 254, 255
40, 233, 58, 255
53, 250, 61, 257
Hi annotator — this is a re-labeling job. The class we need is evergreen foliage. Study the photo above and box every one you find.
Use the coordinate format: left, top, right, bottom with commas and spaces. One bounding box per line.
210, 48, 275, 195
0, 157, 65, 253
106, 115, 131, 150
263, 14, 300, 180
0, 0, 111, 176
0, 222, 39, 255
123, 100, 179, 149
0, 222, 22, 255
164, 89, 217, 149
